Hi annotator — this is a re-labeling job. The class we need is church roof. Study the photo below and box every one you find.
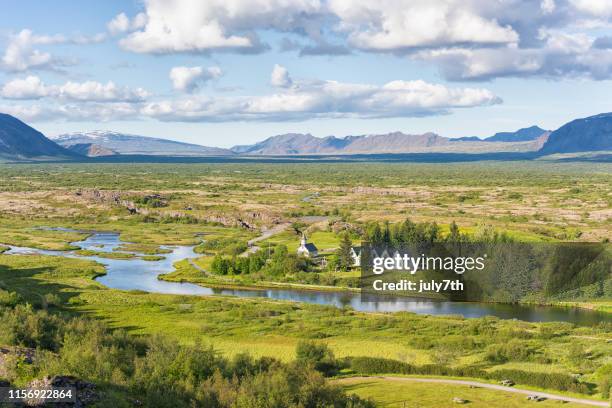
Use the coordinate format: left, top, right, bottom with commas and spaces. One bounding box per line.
304, 243, 318, 252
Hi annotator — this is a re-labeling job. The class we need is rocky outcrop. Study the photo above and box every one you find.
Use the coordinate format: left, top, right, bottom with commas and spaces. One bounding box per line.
26, 376, 98, 407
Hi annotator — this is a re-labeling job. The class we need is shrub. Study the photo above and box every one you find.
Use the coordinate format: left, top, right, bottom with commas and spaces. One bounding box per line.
295, 341, 338, 376
489, 369, 592, 394
0, 304, 62, 350
346, 357, 593, 394
485, 340, 536, 363
0, 303, 374, 407
0, 289, 21, 307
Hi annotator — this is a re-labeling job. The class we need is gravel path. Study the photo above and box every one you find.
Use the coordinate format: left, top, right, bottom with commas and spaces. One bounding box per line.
336, 376, 609, 407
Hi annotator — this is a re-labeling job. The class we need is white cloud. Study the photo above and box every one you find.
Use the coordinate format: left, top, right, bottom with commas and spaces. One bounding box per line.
0, 102, 139, 122
3, 70, 499, 123
416, 28, 612, 81
169, 66, 222, 92
270, 64, 292, 87
328, 0, 519, 51
107, 13, 130, 35
1, 76, 149, 102
116, 0, 523, 55
1, 76, 49, 99
570, 0, 612, 17
142, 71, 500, 122
1, 29, 105, 72
107, 12, 148, 35
72, 33, 107, 45
416, 48, 543, 81
108, 0, 612, 81
541, 0, 556, 14
1, 30, 64, 72
58, 80, 149, 102
116, 0, 322, 54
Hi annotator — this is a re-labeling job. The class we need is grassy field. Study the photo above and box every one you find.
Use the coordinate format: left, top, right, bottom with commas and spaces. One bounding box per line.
340, 378, 595, 407
0, 161, 609, 406
0, 162, 609, 242
0, 253, 610, 399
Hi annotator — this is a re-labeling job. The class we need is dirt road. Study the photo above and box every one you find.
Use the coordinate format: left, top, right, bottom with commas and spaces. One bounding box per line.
336, 376, 609, 407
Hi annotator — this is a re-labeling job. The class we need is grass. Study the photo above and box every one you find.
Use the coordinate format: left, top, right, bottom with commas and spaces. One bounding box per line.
73, 249, 136, 259
0, 253, 609, 395
141, 255, 166, 261
556, 301, 612, 313
340, 378, 595, 407
114, 243, 173, 255
160, 257, 361, 291
1, 162, 610, 243
0, 226, 88, 250
0, 161, 609, 405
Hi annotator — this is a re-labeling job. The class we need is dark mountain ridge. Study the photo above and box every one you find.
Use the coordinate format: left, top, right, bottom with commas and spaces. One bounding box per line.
0, 113, 76, 159
540, 113, 612, 154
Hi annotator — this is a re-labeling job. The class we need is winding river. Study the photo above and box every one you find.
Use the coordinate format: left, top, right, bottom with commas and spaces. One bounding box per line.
4, 231, 610, 325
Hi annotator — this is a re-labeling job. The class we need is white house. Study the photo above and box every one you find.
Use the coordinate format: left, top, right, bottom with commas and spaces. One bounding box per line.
297, 234, 318, 257
350, 247, 362, 266
350, 247, 400, 267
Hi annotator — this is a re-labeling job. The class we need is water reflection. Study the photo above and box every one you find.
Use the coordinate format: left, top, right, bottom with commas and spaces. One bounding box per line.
4, 231, 610, 325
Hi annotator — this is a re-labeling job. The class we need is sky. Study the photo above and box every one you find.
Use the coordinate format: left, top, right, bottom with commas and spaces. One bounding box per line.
1, 0, 612, 148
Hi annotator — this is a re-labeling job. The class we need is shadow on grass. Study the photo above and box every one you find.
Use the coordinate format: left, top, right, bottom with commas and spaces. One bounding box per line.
0, 263, 84, 307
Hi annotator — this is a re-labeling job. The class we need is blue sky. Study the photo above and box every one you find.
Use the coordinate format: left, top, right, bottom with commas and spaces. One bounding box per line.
1, 0, 612, 147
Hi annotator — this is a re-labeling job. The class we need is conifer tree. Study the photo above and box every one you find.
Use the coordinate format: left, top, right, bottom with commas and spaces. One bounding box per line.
337, 233, 353, 270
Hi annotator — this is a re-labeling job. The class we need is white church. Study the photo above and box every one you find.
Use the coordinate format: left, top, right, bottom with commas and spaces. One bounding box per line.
296, 234, 318, 257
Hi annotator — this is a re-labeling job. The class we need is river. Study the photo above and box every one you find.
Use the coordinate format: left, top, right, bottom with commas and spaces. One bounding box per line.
4, 231, 610, 325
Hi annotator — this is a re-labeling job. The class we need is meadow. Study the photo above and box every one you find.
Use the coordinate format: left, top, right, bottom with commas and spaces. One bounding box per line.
0, 161, 610, 406
0, 253, 610, 393
339, 377, 595, 407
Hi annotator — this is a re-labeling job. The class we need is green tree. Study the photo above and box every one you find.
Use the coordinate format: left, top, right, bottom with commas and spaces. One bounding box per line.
369, 223, 382, 246
447, 221, 461, 243
336, 233, 353, 271
382, 221, 391, 244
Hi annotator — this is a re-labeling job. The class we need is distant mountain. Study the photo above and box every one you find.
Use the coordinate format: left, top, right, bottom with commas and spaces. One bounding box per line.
485, 126, 549, 142
53, 131, 233, 157
65, 143, 118, 157
232, 132, 454, 155
231, 133, 341, 155
0, 113, 77, 159
231, 131, 546, 155
453, 136, 481, 142
540, 113, 612, 154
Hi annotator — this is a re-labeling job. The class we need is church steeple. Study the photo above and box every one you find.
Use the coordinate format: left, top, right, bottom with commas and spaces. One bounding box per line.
300, 233, 307, 247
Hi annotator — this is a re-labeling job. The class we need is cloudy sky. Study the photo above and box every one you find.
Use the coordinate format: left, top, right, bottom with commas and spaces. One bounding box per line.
1, 0, 612, 147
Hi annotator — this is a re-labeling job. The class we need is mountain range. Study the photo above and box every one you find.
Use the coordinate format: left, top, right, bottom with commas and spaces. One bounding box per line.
0, 112, 610, 161
53, 131, 232, 157
230, 128, 550, 155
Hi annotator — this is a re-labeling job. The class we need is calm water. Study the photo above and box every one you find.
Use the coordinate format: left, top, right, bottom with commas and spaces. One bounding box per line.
5, 231, 611, 325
